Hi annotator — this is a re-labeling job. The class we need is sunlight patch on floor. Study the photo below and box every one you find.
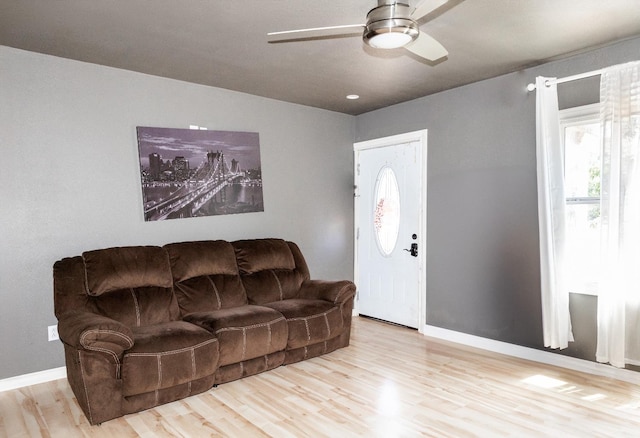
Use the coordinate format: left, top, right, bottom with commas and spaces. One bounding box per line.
581, 393, 607, 401
521, 374, 566, 389
377, 380, 400, 416
522, 374, 612, 404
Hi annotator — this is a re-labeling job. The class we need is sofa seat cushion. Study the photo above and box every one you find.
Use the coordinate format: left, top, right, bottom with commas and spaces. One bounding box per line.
122, 321, 219, 397
263, 299, 344, 349
183, 305, 288, 367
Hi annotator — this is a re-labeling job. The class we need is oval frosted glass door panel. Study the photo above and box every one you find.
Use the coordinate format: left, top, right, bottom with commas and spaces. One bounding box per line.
373, 166, 400, 256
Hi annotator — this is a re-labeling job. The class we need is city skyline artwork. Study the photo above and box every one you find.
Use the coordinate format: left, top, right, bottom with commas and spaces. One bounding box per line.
136, 126, 264, 221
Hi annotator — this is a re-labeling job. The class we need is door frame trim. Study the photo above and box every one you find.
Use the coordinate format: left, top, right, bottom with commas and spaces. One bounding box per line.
353, 129, 428, 332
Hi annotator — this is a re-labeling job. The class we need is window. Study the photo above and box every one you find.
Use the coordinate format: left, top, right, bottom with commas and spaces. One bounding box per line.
373, 166, 400, 256
559, 103, 601, 295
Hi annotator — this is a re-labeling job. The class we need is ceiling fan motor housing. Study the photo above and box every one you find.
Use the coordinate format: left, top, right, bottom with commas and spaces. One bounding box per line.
364, 1, 419, 49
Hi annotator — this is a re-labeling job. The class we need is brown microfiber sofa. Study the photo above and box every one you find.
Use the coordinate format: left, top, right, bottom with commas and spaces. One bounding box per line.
53, 238, 355, 425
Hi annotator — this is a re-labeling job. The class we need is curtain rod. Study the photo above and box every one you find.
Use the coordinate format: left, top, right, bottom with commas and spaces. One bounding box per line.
526, 68, 604, 92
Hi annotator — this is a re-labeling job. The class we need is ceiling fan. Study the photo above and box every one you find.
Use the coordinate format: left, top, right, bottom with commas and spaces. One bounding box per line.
267, 0, 451, 62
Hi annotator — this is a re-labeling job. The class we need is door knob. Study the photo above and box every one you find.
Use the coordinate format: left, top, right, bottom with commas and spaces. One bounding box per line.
404, 243, 418, 257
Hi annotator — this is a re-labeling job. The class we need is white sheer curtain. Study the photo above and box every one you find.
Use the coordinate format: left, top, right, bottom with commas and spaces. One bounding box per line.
535, 76, 574, 349
596, 61, 640, 368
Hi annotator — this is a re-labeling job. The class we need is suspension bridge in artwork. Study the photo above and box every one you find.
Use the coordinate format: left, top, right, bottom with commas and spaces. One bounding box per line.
143, 151, 246, 221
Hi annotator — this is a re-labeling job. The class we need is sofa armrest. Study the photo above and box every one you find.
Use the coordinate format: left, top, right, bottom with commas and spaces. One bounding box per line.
58, 311, 134, 360
298, 280, 356, 304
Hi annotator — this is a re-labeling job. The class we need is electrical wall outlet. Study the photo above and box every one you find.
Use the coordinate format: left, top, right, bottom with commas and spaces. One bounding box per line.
48, 324, 59, 342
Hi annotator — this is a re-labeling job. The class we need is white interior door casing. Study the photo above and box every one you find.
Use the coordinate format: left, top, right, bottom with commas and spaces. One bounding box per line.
354, 130, 427, 330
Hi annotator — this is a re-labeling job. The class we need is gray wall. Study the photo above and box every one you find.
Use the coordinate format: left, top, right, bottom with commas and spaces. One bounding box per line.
355, 36, 640, 361
2, 36, 638, 381
0, 46, 355, 379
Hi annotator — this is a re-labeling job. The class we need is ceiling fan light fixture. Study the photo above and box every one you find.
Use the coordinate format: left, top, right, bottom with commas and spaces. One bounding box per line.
363, 2, 419, 49
367, 28, 416, 49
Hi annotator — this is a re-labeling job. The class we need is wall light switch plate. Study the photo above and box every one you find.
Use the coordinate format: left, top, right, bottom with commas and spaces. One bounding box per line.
48, 324, 59, 341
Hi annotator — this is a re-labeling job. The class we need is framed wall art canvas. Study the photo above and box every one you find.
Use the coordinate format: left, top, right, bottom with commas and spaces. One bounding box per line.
136, 126, 264, 221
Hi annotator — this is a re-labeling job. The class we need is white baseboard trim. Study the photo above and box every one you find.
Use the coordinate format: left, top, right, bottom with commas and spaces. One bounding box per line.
0, 367, 66, 393
423, 324, 640, 385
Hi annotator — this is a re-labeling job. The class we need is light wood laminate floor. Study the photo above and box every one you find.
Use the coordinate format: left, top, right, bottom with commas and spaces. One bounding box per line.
2, 317, 640, 437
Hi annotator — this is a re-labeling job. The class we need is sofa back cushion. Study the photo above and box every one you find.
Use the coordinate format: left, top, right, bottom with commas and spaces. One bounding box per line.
80, 246, 179, 327
92, 285, 180, 327
54, 256, 98, 318
233, 239, 310, 304
165, 240, 248, 315
83, 246, 173, 296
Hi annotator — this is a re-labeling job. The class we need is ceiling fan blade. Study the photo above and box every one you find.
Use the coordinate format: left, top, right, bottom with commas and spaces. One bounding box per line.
405, 30, 448, 61
410, 0, 450, 21
267, 24, 364, 42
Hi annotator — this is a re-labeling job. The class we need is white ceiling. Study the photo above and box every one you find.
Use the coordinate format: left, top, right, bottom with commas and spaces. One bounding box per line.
1, 0, 639, 115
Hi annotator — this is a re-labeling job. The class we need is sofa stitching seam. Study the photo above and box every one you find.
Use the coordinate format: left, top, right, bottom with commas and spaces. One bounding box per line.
214, 316, 285, 333
241, 328, 247, 361
77, 350, 93, 425
81, 329, 134, 350
269, 270, 283, 301
206, 276, 222, 309
287, 307, 338, 322
81, 256, 91, 296
303, 318, 311, 341
191, 348, 196, 381
323, 313, 331, 337
129, 288, 141, 327
157, 355, 162, 391
333, 287, 348, 304
82, 346, 120, 367
123, 338, 217, 357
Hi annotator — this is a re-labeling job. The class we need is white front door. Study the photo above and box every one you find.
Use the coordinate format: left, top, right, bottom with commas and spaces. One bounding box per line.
354, 130, 427, 329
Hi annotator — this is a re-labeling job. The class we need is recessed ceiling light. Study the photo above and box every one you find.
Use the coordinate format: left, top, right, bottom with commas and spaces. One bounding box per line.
346, 94, 360, 100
